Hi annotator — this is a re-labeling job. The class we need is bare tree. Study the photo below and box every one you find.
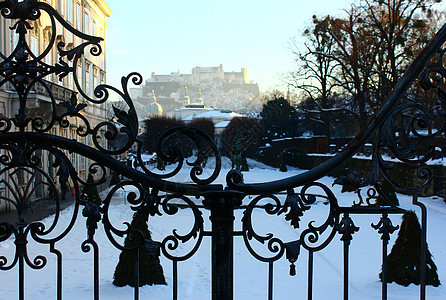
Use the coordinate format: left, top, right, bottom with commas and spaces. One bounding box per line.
288, 0, 443, 130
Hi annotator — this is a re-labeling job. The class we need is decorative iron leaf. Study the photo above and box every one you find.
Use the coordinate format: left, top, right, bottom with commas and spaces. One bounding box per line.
55, 60, 70, 80
371, 213, 399, 244
278, 193, 310, 229
336, 214, 359, 244
61, 94, 87, 114
112, 105, 139, 140
333, 171, 364, 192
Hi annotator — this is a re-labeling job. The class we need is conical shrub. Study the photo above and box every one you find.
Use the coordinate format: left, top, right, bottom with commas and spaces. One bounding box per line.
113, 212, 166, 287
381, 211, 440, 287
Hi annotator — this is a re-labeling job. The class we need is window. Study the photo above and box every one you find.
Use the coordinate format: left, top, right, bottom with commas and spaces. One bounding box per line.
67, 0, 72, 23
77, 63, 82, 91
80, 142, 85, 170
30, 36, 38, 57
76, 3, 81, 30
92, 66, 98, 96
58, 0, 64, 16
85, 63, 91, 96
68, 69, 73, 89
86, 139, 91, 170
47, 153, 54, 179
92, 73, 96, 97
71, 151, 76, 167
46, 48, 52, 67
84, 13, 89, 34
12, 30, 19, 49
100, 71, 105, 85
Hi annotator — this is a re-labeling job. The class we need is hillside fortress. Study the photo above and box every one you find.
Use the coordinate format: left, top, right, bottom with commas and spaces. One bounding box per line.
149, 64, 248, 85
130, 64, 261, 116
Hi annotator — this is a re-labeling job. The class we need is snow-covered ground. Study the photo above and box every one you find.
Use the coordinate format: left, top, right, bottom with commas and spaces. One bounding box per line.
0, 158, 444, 299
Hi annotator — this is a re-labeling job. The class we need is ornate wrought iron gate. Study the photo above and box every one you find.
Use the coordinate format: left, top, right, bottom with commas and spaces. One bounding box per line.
0, 1, 444, 299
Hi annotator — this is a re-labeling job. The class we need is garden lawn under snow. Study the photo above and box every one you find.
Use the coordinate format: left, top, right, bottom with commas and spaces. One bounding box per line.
0, 158, 445, 299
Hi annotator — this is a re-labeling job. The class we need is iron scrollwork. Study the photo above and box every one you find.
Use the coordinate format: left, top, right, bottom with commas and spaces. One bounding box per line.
0, 0, 445, 299
241, 194, 285, 263
99, 182, 204, 262
241, 182, 341, 271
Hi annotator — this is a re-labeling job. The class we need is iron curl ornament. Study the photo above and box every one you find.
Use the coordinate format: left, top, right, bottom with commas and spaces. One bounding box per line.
0, 1, 446, 299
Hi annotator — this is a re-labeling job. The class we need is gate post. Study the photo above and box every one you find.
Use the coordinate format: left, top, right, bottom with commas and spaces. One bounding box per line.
203, 190, 244, 300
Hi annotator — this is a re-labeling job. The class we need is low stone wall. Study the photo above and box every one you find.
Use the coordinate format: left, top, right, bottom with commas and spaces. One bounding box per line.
285, 152, 444, 197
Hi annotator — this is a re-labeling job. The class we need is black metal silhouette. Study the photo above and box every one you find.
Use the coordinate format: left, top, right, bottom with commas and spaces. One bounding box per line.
0, 0, 445, 299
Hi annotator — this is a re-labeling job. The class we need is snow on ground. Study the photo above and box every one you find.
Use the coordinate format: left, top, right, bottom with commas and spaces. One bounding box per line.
0, 158, 445, 299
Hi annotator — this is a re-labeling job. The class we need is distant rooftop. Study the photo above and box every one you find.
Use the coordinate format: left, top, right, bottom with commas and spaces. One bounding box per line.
182, 110, 244, 121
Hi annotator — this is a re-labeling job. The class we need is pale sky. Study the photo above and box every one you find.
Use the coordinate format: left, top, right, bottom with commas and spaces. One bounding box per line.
105, 0, 352, 93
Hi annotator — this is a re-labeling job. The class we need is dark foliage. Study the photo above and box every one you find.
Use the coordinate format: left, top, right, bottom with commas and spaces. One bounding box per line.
259, 97, 301, 142
113, 212, 166, 287
278, 151, 287, 172
81, 174, 101, 205
381, 211, 440, 287
375, 180, 399, 206
142, 116, 184, 154
220, 117, 260, 157
142, 116, 215, 163
188, 118, 215, 141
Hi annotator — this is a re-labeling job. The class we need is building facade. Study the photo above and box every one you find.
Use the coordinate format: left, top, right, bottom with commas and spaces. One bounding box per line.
0, 0, 112, 211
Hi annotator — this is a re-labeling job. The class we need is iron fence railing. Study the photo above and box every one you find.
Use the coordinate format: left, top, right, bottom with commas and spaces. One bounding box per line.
0, 0, 445, 299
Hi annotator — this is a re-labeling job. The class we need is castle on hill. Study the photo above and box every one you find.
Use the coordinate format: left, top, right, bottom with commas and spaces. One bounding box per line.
129, 64, 261, 118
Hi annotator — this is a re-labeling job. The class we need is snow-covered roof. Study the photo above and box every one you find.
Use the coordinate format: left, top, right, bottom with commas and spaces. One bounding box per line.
182, 110, 244, 121
215, 120, 231, 128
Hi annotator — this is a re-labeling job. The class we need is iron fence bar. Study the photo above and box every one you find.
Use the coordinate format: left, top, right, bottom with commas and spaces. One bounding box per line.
134, 249, 140, 300
19, 255, 24, 300
338, 206, 405, 214
16, 224, 26, 300
203, 190, 243, 300
268, 261, 274, 300
421, 209, 427, 300
416, 192, 427, 300
210, 200, 234, 300
410, 192, 428, 300
382, 237, 388, 300
308, 250, 313, 300
337, 213, 359, 300
93, 242, 99, 300
0, 132, 223, 196
371, 213, 399, 300
173, 260, 178, 300
343, 241, 349, 300
49, 244, 63, 300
